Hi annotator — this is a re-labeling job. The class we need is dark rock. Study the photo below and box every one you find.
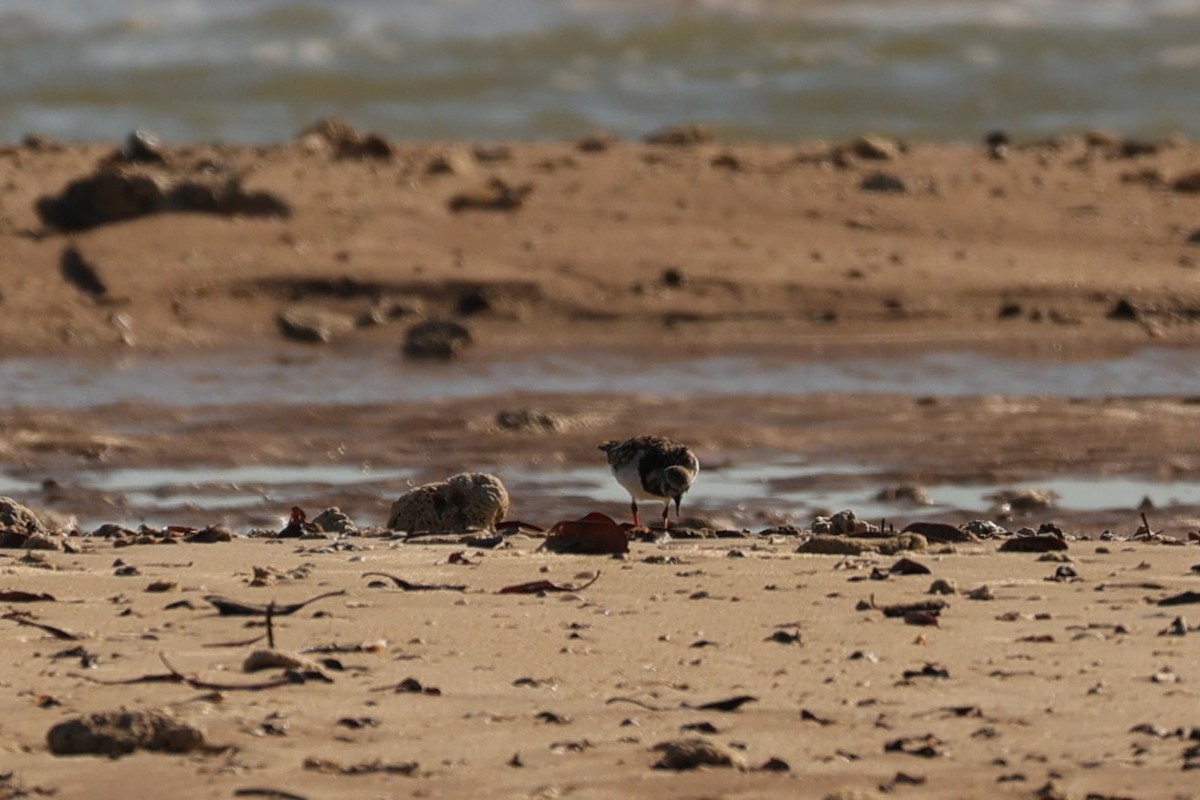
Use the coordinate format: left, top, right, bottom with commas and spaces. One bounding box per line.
860, 171, 908, 193
1106, 297, 1142, 321
47, 709, 207, 757
59, 246, 109, 301
576, 132, 617, 153
36, 171, 290, 232
999, 534, 1068, 553
662, 267, 688, 287
901, 521, 977, 543
997, 302, 1023, 319
1171, 170, 1200, 193
455, 287, 492, 316
403, 318, 472, 360
1186, 230, 1200, 246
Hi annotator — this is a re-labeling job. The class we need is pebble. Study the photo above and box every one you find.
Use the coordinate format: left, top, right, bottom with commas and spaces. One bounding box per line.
403, 318, 472, 360
860, 171, 908, 193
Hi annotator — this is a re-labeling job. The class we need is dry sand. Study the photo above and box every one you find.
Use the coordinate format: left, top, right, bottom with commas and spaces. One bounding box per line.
1, 127, 1200, 798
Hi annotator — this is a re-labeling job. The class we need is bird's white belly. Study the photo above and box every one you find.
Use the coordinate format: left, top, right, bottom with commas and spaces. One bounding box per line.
612, 461, 662, 500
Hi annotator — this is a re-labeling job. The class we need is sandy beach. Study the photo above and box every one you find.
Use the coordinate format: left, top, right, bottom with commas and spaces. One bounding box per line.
1, 128, 1200, 799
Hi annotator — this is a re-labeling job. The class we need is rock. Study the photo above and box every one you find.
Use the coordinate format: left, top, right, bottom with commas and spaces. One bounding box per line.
0, 497, 49, 536
661, 267, 688, 287
387, 472, 509, 533
901, 521, 976, 543
447, 178, 533, 212
860, 171, 908, 193
797, 536, 867, 556
1171, 170, 1200, 194
643, 124, 714, 146
47, 709, 207, 757
185, 525, 234, 543
22, 533, 62, 551
403, 318, 472, 360
118, 129, 166, 164
425, 148, 476, 176
276, 307, 357, 344
311, 507, 358, 535
928, 578, 957, 595
965, 584, 995, 600
243, 649, 318, 673
963, 519, 1007, 537
36, 170, 291, 232
999, 534, 1068, 553
812, 509, 876, 535
651, 737, 745, 770
297, 118, 393, 160
850, 135, 901, 160
1106, 297, 1142, 321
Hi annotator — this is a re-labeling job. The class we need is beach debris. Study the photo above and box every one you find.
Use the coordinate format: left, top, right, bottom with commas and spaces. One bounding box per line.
233, 789, 308, 800
243, 649, 321, 674
766, 629, 802, 645
687, 695, 757, 713
2, 610, 82, 640
985, 130, 1010, 160
902, 520, 977, 543
362, 572, 467, 592
651, 738, 745, 770
296, 118, 394, 160
203, 590, 346, 617
643, 123, 713, 146
901, 663, 950, 681
302, 757, 418, 776
999, 534, 1067, 553
849, 135, 902, 161
800, 709, 835, 726
798, 536, 868, 555
576, 132, 617, 152
60, 245, 110, 302
1046, 565, 1080, 583
681, 721, 720, 734
187, 525, 235, 543
499, 572, 600, 595
36, 170, 291, 231
884, 734, 945, 758
47, 709, 209, 757
541, 512, 628, 555
877, 598, 949, 620
387, 472, 508, 533
890, 557, 931, 575
928, 579, 957, 595
1171, 169, 1200, 193
402, 318, 472, 360
447, 177, 533, 212
860, 171, 908, 193
276, 307, 356, 344
1158, 590, 1200, 607
0, 589, 56, 602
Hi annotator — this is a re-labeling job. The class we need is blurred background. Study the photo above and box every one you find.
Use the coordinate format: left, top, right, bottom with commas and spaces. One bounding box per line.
3, 0, 1200, 143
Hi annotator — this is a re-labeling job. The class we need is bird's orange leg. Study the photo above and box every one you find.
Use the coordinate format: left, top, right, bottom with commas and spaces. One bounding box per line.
631, 500, 640, 528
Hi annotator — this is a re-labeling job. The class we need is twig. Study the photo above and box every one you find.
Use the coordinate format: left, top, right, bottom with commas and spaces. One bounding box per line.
203, 634, 267, 649
362, 572, 467, 592
2, 610, 82, 640
605, 696, 668, 712
204, 590, 346, 617
498, 573, 601, 594
234, 789, 309, 800
1140, 511, 1153, 535
266, 602, 276, 650
157, 653, 296, 691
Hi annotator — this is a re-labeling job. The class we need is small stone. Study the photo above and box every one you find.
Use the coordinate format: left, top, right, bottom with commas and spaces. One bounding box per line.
311, 507, 358, 535
928, 578, 957, 595
277, 307, 356, 344
119, 129, 166, 164
850, 135, 901, 160
651, 737, 745, 770
1107, 297, 1142, 321
860, 171, 907, 193
576, 132, 617, 152
966, 585, 995, 601
403, 318, 472, 360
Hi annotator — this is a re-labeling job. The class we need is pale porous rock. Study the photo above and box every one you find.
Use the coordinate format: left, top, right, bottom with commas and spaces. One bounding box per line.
812, 509, 878, 535
0, 497, 49, 535
311, 507, 358, 535
386, 472, 509, 533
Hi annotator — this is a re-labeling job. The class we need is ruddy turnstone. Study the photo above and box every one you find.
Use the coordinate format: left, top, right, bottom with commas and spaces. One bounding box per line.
598, 435, 699, 529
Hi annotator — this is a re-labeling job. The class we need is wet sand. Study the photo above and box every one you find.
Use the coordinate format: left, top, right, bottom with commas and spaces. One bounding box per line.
1, 130, 1200, 798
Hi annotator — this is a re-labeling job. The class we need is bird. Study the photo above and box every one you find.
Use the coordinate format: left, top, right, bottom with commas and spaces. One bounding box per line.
598, 435, 699, 529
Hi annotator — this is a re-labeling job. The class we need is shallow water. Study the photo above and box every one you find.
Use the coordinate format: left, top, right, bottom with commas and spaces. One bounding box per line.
2, 0, 1199, 142
2, 346, 1200, 409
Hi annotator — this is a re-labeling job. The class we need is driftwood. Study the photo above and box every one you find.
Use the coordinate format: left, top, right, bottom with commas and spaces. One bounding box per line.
204, 590, 345, 616
71, 653, 298, 692
2, 610, 82, 640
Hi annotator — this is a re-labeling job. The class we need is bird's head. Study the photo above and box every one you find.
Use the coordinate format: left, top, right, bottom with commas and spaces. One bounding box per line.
662, 465, 694, 515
